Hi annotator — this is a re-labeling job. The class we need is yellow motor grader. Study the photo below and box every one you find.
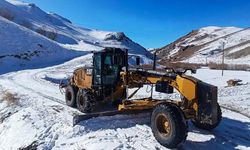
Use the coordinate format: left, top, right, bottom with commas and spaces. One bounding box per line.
60, 47, 221, 148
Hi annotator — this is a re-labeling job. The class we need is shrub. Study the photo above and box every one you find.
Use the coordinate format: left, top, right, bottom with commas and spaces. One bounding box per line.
208, 62, 250, 71
158, 61, 250, 71
1, 90, 20, 106
19, 141, 38, 150
47, 30, 57, 41
36, 26, 57, 41
19, 20, 32, 29
159, 61, 203, 70
0, 9, 14, 21
36, 26, 47, 36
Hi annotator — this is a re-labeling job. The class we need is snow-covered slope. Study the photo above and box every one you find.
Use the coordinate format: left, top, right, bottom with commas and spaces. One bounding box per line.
1, 0, 152, 56
0, 0, 152, 74
0, 16, 85, 74
157, 26, 250, 64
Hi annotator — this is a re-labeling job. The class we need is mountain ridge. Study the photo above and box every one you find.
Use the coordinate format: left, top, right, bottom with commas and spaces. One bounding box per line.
157, 26, 250, 64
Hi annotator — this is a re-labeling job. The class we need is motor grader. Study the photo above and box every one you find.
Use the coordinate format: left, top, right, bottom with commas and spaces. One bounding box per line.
60, 47, 221, 148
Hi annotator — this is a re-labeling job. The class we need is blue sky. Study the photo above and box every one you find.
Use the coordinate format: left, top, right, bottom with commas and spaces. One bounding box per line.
24, 0, 250, 48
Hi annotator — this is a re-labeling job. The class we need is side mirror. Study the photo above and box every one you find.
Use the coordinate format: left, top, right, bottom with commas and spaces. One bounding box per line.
136, 56, 140, 66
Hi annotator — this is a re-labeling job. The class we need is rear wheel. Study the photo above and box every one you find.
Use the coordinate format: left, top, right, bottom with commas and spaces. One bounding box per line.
76, 89, 95, 113
65, 85, 77, 107
191, 103, 222, 130
151, 103, 187, 149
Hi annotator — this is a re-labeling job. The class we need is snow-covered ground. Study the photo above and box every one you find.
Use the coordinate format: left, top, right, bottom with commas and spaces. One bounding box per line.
0, 0, 249, 149
0, 56, 249, 150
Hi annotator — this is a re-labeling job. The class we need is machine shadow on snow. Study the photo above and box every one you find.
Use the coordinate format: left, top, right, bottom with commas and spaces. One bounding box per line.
78, 115, 250, 149
78, 113, 151, 132
0, 59, 70, 75
183, 117, 250, 150
43, 76, 68, 85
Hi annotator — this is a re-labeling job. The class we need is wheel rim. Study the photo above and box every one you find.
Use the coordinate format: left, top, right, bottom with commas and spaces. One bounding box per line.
155, 113, 171, 137
66, 91, 72, 102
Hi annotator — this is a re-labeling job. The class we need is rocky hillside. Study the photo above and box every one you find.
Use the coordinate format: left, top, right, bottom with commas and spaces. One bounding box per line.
157, 26, 250, 64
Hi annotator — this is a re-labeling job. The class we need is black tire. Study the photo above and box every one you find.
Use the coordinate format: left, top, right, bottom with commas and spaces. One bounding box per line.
151, 103, 188, 149
65, 85, 77, 107
76, 89, 95, 113
191, 103, 222, 130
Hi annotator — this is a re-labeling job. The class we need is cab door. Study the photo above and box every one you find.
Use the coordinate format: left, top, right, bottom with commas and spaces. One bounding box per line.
92, 49, 125, 101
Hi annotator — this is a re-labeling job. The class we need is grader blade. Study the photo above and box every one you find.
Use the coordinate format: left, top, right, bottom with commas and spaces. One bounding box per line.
73, 109, 150, 126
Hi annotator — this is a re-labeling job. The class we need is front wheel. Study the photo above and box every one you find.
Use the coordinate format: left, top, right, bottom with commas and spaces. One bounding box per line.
76, 89, 95, 113
151, 103, 188, 149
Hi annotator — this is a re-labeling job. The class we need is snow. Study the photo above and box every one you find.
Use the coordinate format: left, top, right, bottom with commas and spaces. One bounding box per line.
0, 0, 152, 74
0, 16, 85, 74
191, 26, 242, 46
1, 0, 152, 57
0, 0, 249, 149
188, 27, 250, 64
163, 25, 250, 64
0, 55, 250, 150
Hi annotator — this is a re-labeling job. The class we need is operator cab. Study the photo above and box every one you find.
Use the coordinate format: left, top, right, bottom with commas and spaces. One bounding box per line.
92, 48, 126, 100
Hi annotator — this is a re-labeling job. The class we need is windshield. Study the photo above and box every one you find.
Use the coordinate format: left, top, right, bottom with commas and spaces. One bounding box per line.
93, 54, 101, 84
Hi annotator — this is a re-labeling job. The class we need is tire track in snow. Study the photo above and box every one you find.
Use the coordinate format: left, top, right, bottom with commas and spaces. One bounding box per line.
6, 73, 66, 106
221, 105, 250, 119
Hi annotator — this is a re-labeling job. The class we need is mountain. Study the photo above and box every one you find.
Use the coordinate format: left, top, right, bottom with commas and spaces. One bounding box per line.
0, 1, 250, 150
0, 0, 152, 74
157, 26, 250, 64
0, 16, 87, 74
